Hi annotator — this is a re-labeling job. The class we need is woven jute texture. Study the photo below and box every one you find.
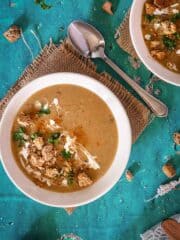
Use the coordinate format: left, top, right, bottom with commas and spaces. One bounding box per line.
0, 40, 151, 213
116, 11, 138, 58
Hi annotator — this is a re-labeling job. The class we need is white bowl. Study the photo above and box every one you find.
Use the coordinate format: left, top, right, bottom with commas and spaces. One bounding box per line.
130, 0, 180, 86
0, 72, 132, 208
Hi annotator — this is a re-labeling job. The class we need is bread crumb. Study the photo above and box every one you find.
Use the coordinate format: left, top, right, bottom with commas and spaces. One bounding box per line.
65, 207, 75, 215
173, 132, 180, 145
162, 164, 176, 178
145, 3, 156, 15
125, 170, 134, 182
102, 1, 113, 15
3, 25, 21, 43
78, 173, 93, 187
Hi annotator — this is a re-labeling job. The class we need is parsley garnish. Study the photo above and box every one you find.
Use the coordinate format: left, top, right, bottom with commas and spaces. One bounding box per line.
35, 0, 52, 10
61, 149, 71, 159
13, 127, 26, 146
31, 132, 42, 140
67, 171, 74, 185
163, 36, 176, 50
174, 32, 180, 40
48, 132, 60, 144
145, 14, 155, 22
171, 13, 180, 23
38, 106, 51, 115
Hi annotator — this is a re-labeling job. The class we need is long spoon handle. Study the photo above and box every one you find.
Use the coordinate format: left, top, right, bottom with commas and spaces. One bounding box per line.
103, 55, 168, 117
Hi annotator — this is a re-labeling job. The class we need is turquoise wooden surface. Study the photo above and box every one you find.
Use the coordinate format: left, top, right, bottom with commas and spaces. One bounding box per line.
0, 1, 180, 239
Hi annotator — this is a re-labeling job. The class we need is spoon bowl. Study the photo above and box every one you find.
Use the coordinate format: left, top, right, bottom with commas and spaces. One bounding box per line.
68, 21, 105, 59
68, 20, 168, 118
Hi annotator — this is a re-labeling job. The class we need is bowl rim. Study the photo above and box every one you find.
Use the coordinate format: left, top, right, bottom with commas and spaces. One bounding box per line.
0, 72, 132, 207
129, 0, 180, 87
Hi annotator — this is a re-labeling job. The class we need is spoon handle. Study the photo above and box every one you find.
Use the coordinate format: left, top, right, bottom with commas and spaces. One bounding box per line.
103, 55, 168, 117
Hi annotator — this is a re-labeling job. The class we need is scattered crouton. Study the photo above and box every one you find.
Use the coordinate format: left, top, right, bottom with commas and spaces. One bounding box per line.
173, 132, 180, 145
65, 207, 75, 215
167, 62, 178, 71
77, 173, 93, 187
150, 41, 161, 49
102, 1, 113, 15
125, 170, 134, 182
162, 163, 176, 178
3, 25, 21, 43
145, 3, 156, 15
151, 50, 166, 60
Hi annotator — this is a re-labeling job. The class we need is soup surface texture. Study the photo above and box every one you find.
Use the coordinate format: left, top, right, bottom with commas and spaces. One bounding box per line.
11, 85, 118, 192
142, 0, 180, 73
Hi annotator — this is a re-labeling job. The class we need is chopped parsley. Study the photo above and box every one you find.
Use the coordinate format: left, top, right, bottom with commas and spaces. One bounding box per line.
61, 149, 71, 160
163, 36, 176, 50
171, 13, 180, 23
145, 14, 155, 22
48, 132, 60, 144
67, 171, 74, 185
35, 0, 52, 10
13, 127, 26, 146
174, 32, 180, 40
38, 106, 51, 115
31, 132, 42, 140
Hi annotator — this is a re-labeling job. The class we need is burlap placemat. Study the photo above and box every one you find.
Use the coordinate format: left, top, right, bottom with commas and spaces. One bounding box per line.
0, 38, 152, 213
116, 10, 138, 58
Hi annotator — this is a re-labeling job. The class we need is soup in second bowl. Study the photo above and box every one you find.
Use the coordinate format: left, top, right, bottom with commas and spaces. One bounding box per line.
142, 0, 180, 73
11, 85, 118, 192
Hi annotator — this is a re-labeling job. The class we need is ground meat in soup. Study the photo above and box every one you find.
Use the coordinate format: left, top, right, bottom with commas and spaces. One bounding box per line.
11, 85, 118, 192
142, 0, 180, 73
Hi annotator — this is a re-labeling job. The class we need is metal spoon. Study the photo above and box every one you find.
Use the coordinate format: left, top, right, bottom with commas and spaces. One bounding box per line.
68, 20, 168, 117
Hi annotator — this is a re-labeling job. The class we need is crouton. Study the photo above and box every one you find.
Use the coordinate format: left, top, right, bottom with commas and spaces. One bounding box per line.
77, 173, 93, 187
102, 1, 113, 15
173, 132, 180, 145
3, 25, 21, 42
162, 164, 176, 178
150, 41, 161, 49
151, 50, 166, 60
145, 3, 156, 15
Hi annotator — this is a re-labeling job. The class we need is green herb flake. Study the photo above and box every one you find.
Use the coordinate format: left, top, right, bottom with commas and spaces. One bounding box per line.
163, 36, 176, 50
48, 132, 60, 144
67, 171, 74, 185
38, 106, 51, 115
174, 32, 180, 40
145, 14, 155, 22
61, 149, 71, 160
35, 0, 52, 10
171, 13, 180, 23
31, 132, 41, 140
13, 127, 26, 146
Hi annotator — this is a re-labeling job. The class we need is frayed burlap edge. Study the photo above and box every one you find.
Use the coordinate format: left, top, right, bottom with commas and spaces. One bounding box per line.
116, 10, 138, 58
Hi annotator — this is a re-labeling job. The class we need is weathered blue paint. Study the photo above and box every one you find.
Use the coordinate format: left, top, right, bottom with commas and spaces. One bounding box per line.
0, 1, 179, 240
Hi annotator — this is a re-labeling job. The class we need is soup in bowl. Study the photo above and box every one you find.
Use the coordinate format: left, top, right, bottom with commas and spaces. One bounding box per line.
0, 73, 132, 207
130, 0, 180, 86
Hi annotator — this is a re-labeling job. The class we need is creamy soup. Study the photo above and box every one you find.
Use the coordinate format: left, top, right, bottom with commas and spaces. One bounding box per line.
142, 0, 180, 73
11, 85, 118, 192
